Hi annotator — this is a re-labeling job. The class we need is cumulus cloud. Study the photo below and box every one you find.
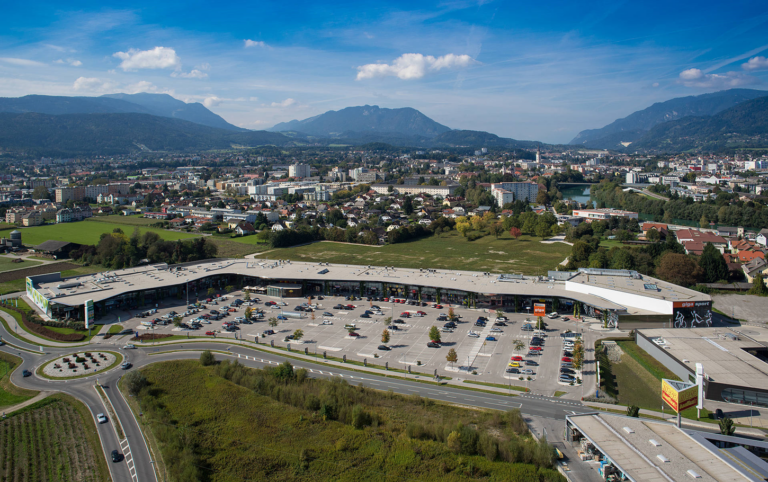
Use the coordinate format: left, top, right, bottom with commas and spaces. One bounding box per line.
113, 47, 181, 71
0, 57, 46, 67
244, 39, 267, 48
125, 81, 162, 94
678, 68, 758, 89
73, 77, 117, 92
171, 69, 208, 79
356, 53, 476, 80
270, 98, 296, 107
203, 96, 222, 107
743, 56, 768, 71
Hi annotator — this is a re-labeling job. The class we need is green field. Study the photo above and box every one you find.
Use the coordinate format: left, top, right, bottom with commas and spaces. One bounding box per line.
126, 359, 562, 482
0, 352, 37, 408
17, 221, 199, 246
263, 233, 571, 274
86, 215, 158, 226
0, 257, 43, 273
0, 394, 110, 481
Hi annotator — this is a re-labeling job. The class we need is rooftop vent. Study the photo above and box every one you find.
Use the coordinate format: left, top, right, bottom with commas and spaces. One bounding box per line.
656, 455, 669, 463
622, 427, 634, 434
649, 439, 661, 447
686, 469, 701, 479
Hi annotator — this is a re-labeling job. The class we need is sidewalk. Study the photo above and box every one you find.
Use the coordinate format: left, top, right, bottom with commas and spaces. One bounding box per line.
1, 391, 53, 416
0, 308, 95, 348
583, 401, 767, 438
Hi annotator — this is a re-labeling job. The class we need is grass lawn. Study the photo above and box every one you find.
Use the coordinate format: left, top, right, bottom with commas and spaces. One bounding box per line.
599, 239, 625, 248
127, 360, 561, 482
46, 323, 103, 342
264, 233, 571, 274
107, 324, 124, 334
86, 214, 158, 226
0, 352, 37, 408
0, 256, 43, 273
223, 234, 270, 246
18, 221, 199, 246
25, 256, 53, 261
0, 222, 15, 231
206, 237, 264, 258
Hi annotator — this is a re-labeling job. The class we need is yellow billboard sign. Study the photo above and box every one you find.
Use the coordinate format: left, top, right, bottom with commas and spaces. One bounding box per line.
661, 379, 698, 412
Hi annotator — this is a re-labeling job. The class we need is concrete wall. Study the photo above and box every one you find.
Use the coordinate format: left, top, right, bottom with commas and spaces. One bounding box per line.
635, 331, 694, 382
566, 281, 673, 314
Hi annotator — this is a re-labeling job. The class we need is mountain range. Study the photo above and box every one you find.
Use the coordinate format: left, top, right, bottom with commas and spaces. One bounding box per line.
570, 88, 768, 149
0, 93, 245, 132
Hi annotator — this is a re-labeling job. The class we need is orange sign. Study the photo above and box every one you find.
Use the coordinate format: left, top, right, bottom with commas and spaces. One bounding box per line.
533, 303, 546, 316
661, 379, 697, 412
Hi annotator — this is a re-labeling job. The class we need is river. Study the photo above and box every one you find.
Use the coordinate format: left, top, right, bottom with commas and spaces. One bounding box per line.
559, 185, 594, 207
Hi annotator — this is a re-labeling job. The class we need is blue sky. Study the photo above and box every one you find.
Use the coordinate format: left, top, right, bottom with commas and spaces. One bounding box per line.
1, 0, 768, 143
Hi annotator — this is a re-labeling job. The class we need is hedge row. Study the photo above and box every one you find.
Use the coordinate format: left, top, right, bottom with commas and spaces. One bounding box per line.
2, 305, 85, 342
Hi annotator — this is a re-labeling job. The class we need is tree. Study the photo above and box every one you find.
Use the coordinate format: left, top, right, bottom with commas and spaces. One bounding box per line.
446, 348, 458, 368
536, 316, 545, 330
381, 329, 390, 344
32, 186, 50, 199
292, 329, 304, 342
207, 287, 216, 297
200, 350, 216, 366
699, 214, 709, 229
447, 431, 462, 453
448, 306, 456, 321
609, 249, 633, 270
244, 291, 251, 301
571, 340, 584, 370
513, 339, 526, 354
269, 317, 279, 328
245, 307, 253, 319
509, 227, 522, 239
646, 228, 661, 242
626, 405, 640, 417
748, 272, 768, 296
536, 190, 551, 205
172, 316, 182, 328
656, 253, 701, 286
428, 326, 441, 343
699, 242, 728, 283
719, 416, 736, 436
489, 222, 504, 238
225, 284, 235, 293
456, 222, 471, 237
124, 370, 147, 396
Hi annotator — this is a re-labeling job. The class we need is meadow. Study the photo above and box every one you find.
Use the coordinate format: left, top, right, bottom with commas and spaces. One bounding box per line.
17, 221, 199, 246
129, 358, 563, 482
263, 232, 571, 275
0, 257, 42, 273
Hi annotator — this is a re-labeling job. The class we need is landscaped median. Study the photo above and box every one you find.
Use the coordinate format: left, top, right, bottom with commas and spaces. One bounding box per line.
0, 298, 94, 345
36, 350, 123, 380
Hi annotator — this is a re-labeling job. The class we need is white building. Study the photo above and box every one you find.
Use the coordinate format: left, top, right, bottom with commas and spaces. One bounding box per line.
490, 182, 539, 203
289, 163, 311, 179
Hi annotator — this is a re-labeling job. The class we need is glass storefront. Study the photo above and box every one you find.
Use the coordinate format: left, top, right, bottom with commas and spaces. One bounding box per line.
722, 388, 768, 408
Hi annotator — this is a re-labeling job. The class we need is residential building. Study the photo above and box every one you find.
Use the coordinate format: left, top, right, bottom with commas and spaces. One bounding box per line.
370, 184, 459, 197
289, 163, 311, 179
675, 228, 728, 254
22, 211, 43, 226
490, 182, 539, 203
570, 208, 638, 222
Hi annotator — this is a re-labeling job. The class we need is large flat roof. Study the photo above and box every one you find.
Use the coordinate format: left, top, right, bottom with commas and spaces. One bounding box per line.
31, 259, 707, 315
568, 413, 757, 482
639, 327, 768, 391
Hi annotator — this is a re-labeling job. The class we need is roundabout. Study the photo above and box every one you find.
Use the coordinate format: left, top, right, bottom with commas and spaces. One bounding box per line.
37, 350, 123, 380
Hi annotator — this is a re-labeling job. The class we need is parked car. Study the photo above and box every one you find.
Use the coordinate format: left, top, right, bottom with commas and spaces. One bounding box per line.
97, 413, 107, 423
522, 369, 534, 375
348, 332, 360, 337
506, 367, 520, 374
560, 368, 575, 375
490, 327, 502, 333
547, 312, 559, 319
360, 313, 370, 318
323, 312, 334, 317
467, 331, 480, 338
561, 357, 572, 362
322, 320, 332, 325
388, 325, 399, 330
508, 362, 520, 368
510, 355, 523, 361
393, 319, 405, 324
529, 346, 542, 352
277, 315, 287, 320
485, 336, 497, 341
525, 360, 538, 366
427, 341, 440, 348
205, 331, 216, 336
559, 375, 575, 383
262, 330, 275, 336
444, 321, 456, 328
378, 345, 391, 351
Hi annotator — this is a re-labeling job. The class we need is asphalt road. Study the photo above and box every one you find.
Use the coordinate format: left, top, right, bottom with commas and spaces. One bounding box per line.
1, 326, 590, 482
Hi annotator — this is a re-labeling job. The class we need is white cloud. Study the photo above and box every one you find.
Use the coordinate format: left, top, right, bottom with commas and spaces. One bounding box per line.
249, 97, 259, 102
270, 98, 296, 107
113, 47, 181, 71
73, 77, 117, 92
203, 96, 222, 107
652, 82, 660, 87
743, 56, 768, 71
55, 58, 82, 66
356, 53, 476, 80
0, 57, 46, 67
197, 63, 211, 71
171, 69, 208, 79
244, 39, 267, 48
677, 68, 758, 89
125, 81, 162, 94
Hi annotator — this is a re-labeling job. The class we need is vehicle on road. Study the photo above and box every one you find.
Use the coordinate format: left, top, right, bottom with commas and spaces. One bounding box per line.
124, 344, 136, 349
547, 312, 559, 319
322, 320, 332, 325
22, 370, 31, 377
121, 362, 132, 370
97, 413, 107, 423
467, 331, 480, 338
485, 336, 497, 341
378, 345, 391, 351
323, 312, 333, 317
111, 450, 122, 463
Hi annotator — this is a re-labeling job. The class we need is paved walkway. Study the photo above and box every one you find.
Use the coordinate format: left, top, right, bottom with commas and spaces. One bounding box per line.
0, 303, 97, 348
1, 391, 53, 416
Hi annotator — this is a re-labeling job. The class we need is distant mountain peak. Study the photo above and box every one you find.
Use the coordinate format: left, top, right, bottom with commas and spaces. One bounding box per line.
268, 105, 451, 138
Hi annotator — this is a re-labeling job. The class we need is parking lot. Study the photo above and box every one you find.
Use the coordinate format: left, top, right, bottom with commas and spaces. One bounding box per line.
105, 291, 586, 397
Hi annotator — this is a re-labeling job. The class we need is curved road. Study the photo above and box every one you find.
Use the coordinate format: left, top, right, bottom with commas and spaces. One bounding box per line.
1, 325, 587, 482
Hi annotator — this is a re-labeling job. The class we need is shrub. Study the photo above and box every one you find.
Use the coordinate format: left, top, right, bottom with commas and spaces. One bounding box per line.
351, 405, 371, 429
199, 350, 216, 366
124, 370, 148, 396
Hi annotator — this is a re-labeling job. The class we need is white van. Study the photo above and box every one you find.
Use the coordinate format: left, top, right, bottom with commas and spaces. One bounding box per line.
533, 331, 547, 338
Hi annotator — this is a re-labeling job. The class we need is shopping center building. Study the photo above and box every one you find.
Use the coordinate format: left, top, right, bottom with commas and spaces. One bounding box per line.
25, 259, 711, 326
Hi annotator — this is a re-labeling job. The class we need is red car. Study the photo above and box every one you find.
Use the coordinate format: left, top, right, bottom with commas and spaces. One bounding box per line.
216, 294, 221, 298
561, 357, 572, 362
382, 297, 389, 302
511, 356, 523, 361
417, 311, 426, 316
400, 312, 410, 317
205, 331, 215, 336
349, 332, 360, 337
529, 346, 542, 351
206, 298, 213, 302
434, 304, 443, 309
346, 304, 355, 309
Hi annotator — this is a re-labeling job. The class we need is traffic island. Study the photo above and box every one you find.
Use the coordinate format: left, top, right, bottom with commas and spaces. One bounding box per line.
37, 351, 123, 380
